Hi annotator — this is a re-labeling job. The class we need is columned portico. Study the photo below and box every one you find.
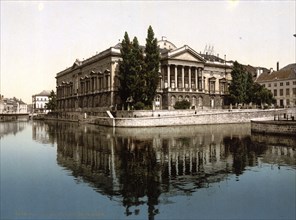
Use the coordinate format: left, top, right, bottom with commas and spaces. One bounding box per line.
161, 64, 204, 91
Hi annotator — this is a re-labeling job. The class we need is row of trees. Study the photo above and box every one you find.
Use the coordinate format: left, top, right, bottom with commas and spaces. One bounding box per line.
228, 61, 275, 107
119, 26, 160, 109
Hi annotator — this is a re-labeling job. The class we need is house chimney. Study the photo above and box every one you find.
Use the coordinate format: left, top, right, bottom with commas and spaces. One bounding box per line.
276, 62, 279, 71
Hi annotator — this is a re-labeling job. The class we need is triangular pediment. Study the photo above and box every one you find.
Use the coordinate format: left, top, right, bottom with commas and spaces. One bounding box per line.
168, 45, 205, 63
172, 52, 202, 62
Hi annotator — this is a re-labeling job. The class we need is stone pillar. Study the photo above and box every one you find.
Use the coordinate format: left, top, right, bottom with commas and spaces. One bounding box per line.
195, 68, 198, 90
175, 65, 178, 90
189, 67, 192, 91
200, 68, 204, 92
167, 65, 171, 88
182, 66, 185, 89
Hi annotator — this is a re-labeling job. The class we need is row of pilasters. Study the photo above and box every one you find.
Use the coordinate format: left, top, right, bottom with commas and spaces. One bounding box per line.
163, 65, 204, 92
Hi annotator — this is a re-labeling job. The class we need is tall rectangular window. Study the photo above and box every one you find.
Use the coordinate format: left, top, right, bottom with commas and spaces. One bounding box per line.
280, 89, 283, 96
286, 88, 290, 96
274, 89, 277, 96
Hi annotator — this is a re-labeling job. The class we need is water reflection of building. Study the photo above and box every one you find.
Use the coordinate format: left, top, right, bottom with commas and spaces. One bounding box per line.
0, 121, 27, 139
50, 122, 295, 219
32, 121, 56, 145
251, 133, 296, 167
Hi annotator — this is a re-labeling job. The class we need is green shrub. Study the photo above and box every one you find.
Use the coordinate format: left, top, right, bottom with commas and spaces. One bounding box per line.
174, 100, 191, 109
134, 102, 145, 110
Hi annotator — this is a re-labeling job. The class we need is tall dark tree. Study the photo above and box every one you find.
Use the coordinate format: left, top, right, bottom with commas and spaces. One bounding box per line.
45, 90, 57, 111
130, 36, 145, 104
229, 61, 247, 105
228, 61, 275, 107
252, 83, 275, 106
118, 32, 133, 107
119, 33, 146, 108
245, 72, 254, 104
144, 26, 160, 106
118, 26, 160, 109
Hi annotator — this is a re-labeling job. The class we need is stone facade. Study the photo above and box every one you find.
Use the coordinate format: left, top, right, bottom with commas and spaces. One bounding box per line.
55, 39, 232, 112
251, 120, 296, 136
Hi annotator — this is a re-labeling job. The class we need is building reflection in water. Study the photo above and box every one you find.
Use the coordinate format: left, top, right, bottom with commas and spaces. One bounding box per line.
0, 121, 27, 139
32, 121, 58, 145
44, 122, 295, 219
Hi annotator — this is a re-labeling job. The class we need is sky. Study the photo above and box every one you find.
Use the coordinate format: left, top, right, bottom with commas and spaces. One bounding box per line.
1, 0, 295, 104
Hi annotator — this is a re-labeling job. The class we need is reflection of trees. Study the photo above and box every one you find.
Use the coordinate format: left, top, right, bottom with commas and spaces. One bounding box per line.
118, 138, 160, 218
223, 136, 268, 176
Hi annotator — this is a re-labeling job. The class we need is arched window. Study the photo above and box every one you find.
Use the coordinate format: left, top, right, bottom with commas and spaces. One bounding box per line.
211, 97, 215, 108
198, 96, 203, 107
171, 95, 176, 106
192, 96, 196, 106
155, 95, 161, 109
185, 96, 190, 102
178, 95, 183, 102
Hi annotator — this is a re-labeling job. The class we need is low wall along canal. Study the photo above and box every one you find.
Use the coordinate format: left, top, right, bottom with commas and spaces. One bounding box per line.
251, 112, 296, 136
45, 108, 294, 128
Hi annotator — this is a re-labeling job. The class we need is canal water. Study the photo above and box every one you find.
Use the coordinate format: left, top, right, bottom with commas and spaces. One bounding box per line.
1, 121, 295, 220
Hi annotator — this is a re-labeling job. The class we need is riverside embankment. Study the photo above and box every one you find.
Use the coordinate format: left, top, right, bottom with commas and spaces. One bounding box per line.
45, 108, 295, 128
251, 113, 296, 136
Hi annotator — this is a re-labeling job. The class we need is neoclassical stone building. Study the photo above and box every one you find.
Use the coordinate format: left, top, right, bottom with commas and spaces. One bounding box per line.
55, 39, 232, 112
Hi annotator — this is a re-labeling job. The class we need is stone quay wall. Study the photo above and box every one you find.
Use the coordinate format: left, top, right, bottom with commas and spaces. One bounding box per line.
0, 113, 29, 122
46, 108, 294, 128
251, 120, 296, 136
91, 108, 290, 127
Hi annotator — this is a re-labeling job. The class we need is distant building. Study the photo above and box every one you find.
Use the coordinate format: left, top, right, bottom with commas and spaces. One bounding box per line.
0, 96, 28, 113
32, 90, 51, 113
0, 95, 4, 113
17, 99, 28, 113
256, 63, 296, 107
55, 39, 233, 111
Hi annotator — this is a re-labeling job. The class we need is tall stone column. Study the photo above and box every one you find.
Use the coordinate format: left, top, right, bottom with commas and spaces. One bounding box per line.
200, 68, 204, 92
195, 68, 198, 90
167, 65, 171, 88
175, 65, 178, 90
182, 66, 185, 90
189, 67, 192, 91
